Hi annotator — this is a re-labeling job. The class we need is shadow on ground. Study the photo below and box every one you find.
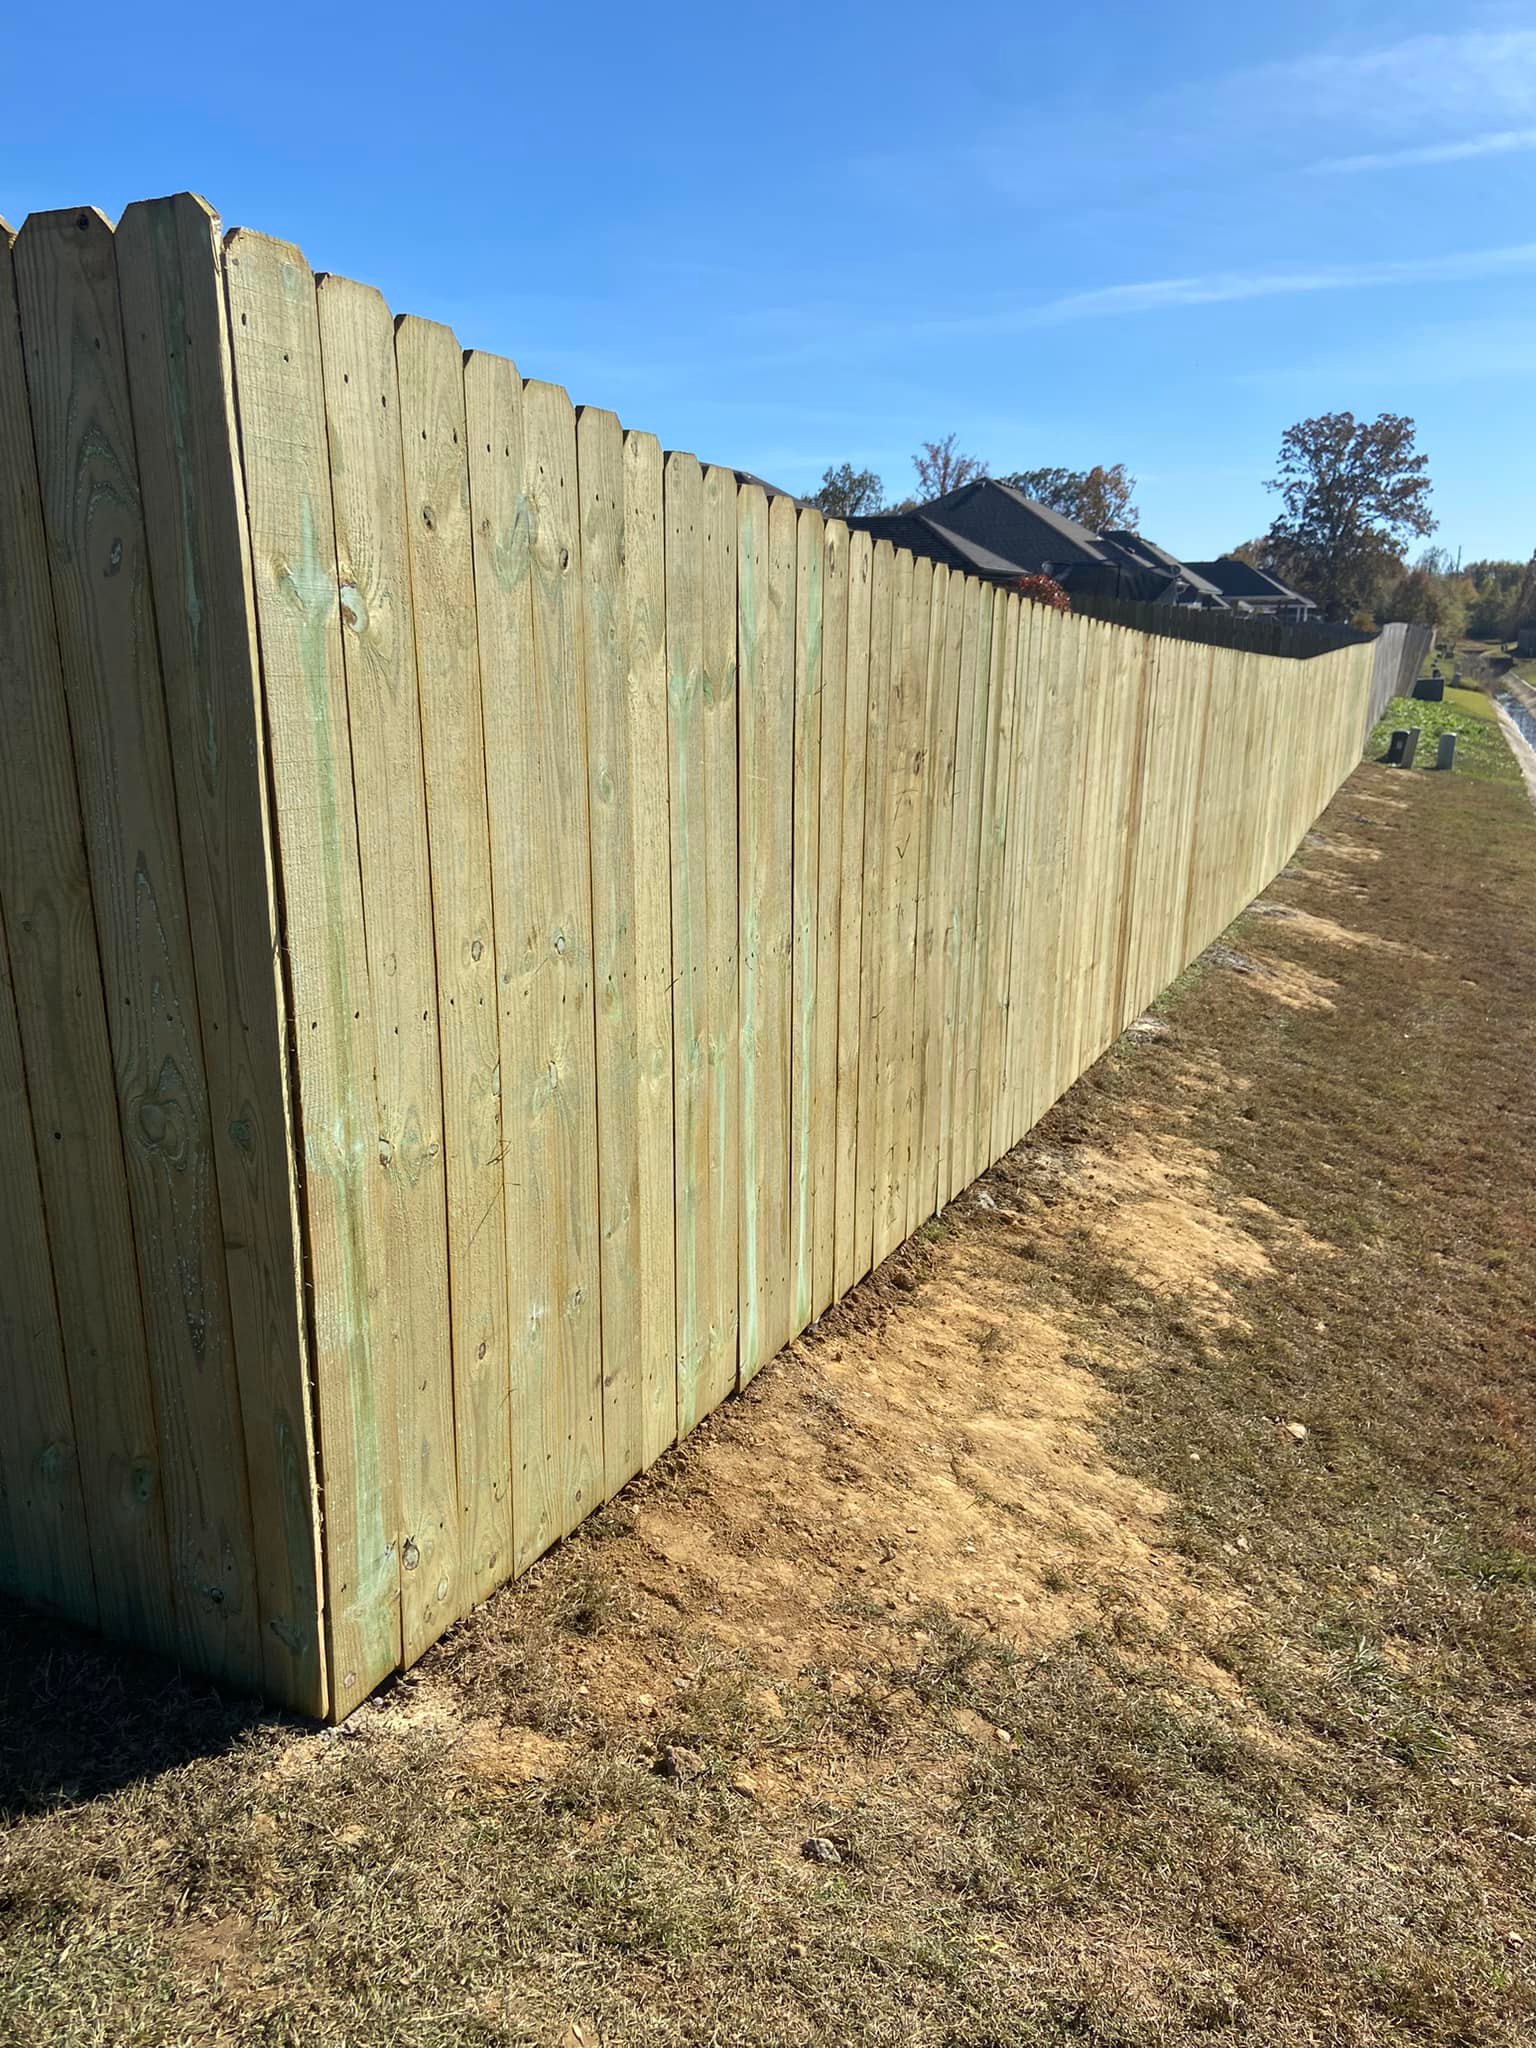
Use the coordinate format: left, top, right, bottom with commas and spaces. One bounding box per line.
0, 1600, 284, 1818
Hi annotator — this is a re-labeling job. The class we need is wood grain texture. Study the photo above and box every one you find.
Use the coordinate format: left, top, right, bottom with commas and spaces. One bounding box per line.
15, 206, 262, 1689
737, 486, 795, 1379
589, 423, 675, 1479
877, 551, 928, 1261
1045, 613, 1089, 1108
810, 519, 848, 1317
992, 600, 1039, 1160
973, 591, 1019, 1186
0, 915, 94, 1619
918, 568, 964, 1213
0, 217, 176, 1656
831, 531, 872, 1300
944, 577, 992, 1203
315, 273, 458, 1666
396, 314, 511, 1602
789, 505, 824, 1331
869, 548, 913, 1264
907, 563, 949, 1231
622, 428, 684, 1474
666, 450, 709, 1431
853, 540, 895, 1279
471, 369, 604, 1563
700, 466, 740, 1413
116, 194, 325, 1714
224, 227, 400, 1714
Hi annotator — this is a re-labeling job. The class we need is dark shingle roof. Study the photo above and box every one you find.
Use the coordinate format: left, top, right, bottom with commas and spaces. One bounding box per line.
846, 512, 1020, 580
853, 483, 1244, 613
1185, 557, 1315, 608
1098, 531, 1227, 605
727, 468, 808, 506
919, 478, 1109, 571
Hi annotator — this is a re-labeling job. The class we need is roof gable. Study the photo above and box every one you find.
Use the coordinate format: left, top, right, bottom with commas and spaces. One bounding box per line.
918, 478, 1109, 570
1185, 556, 1315, 607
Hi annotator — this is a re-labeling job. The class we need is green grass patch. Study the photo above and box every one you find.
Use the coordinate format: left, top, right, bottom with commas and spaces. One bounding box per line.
1368, 691, 1518, 780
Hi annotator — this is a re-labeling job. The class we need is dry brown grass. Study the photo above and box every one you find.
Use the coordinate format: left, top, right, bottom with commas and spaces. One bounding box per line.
3, 758, 1535, 2047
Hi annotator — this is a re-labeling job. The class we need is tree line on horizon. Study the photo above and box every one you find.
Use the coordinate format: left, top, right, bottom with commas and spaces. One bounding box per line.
810, 417, 1533, 637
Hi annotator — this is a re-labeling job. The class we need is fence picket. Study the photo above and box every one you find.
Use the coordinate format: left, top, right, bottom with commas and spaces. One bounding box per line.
701, 466, 741, 1411
472, 369, 605, 1560
790, 505, 824, 1330
880, 551, 930, 1258
919, 568, 965, 1210
667, 449, 710, 1432
0, 922, 93, 1619
592, 424, 676, 1479
811, 520, 848, 1316
738, 488, 796, 1376
855, 541, 895, 1276
0, 216, 177, 1660
581, 413, 673, 1489
224, 228, 400, 1714
832, 532, 872, 1299
15, 207, 263, 1690
396, 315, 511, 1601
118, 195, 326, 1712
315, 274, 459, 1663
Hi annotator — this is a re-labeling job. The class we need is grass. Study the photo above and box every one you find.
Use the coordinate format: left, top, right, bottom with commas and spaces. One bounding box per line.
1368, 692, 1518, 779
3, 746, 1536, 2046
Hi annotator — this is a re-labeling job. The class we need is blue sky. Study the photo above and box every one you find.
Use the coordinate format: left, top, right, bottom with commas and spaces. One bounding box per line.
3, 2, 1533, 561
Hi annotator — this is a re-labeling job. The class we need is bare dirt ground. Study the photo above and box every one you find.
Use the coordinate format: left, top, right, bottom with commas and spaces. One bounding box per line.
3, 747, 1535, 2047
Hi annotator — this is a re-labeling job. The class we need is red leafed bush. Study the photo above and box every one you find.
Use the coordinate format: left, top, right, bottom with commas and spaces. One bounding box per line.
1016, 573, 1071, 612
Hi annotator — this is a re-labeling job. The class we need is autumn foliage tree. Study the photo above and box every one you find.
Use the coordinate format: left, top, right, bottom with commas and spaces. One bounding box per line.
913, 433, 988, 499
1001, 463, 1139, 533
1261, 411, 1435, 622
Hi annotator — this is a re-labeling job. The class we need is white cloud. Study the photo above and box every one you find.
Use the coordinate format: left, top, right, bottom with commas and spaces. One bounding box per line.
1311, 128, 1536, 175
1237, 317, 1536, 393
942, 24, 1536, 211
1257, 27, 1536, 131
1030, 243, 1536, 325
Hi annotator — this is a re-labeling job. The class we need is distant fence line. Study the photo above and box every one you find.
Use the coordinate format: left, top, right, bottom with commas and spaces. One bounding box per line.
1364, 621, 1436, 736
1068, 594, 1376, 663
0, 194, 1379, 1719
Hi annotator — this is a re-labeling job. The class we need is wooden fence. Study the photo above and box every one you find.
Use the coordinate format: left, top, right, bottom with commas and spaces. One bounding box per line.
1364, 621, 1436, 737
1068, 594, 1376, 662
0, 195, 1378, 1718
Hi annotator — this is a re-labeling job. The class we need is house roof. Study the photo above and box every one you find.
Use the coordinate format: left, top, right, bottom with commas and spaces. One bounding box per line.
727, 467, 807, 506
1185, 557, 1315, 608
846, 514, 1002, 579
849, 510, 1023, 580
918, 478, 1110, 570
853, 481, 1244, 612
1096, 530, 1228, 605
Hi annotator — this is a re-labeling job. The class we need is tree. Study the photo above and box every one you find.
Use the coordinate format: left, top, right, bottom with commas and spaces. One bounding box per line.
1000, 462, 1139, 533
811, 462, 884, 518
1260, 411, 1435, 622
1461, 555, 1535, 640
1378, 551, 1470, 645
913, 433, 987, 500
1227, 531, 1317, 595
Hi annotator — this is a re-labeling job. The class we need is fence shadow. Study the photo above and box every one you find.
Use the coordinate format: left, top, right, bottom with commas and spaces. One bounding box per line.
0, 1598, 288, 1821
